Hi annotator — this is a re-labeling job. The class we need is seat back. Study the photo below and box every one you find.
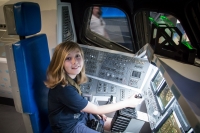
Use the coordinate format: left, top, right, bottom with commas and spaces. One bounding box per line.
4, 2, 51, 133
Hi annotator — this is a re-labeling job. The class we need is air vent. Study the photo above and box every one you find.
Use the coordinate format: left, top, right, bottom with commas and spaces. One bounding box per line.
62, 6, 74, 42
57, 2, 76, 44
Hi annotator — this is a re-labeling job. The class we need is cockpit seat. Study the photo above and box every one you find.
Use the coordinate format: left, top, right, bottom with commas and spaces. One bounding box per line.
4, 2, 51, 133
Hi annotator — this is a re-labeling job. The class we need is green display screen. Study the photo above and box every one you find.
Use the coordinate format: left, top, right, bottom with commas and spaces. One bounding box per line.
157, 113, 182, 133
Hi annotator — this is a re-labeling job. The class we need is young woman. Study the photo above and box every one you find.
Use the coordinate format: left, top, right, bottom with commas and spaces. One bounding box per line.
45, 41, 142, 133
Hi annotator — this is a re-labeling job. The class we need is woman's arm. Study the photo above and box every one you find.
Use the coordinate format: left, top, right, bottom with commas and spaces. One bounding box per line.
82, 94, 142, 114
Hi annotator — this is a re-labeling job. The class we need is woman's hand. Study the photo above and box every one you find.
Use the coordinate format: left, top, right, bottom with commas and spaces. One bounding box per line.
127, 93, 143, 108
97, 114, 107, 121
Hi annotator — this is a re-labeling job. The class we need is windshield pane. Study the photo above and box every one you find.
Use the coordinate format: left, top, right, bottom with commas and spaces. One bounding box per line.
89, 6, 133, 51
149, 13, 190, 45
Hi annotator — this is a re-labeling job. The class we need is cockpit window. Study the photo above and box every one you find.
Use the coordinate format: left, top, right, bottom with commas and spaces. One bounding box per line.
149, 12, 190, 44
85, 6, 133, 52
134, 11, 193, 54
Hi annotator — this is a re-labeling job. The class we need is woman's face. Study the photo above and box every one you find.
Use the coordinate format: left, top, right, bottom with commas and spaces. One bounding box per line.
64, 48, 84, 79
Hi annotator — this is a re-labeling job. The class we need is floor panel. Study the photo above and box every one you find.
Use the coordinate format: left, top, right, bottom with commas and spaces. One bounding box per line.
0, 104, 26, 133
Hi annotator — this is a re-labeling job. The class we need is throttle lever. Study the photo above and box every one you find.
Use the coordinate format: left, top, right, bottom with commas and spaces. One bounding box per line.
135, 93, 142, 98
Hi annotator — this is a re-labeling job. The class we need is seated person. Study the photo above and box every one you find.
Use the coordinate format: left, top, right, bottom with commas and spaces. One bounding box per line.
45, 41, 142, 133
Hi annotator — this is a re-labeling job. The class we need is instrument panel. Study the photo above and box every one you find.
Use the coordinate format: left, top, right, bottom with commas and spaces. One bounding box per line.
79, 44, 193, 133
81, 45, 150, 90
80, 45, 151, 102
142, 70, 191, 132
81, 76, 135, 102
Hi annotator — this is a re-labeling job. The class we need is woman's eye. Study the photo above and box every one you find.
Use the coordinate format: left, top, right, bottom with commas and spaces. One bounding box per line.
65, 57, 71, 60
76, 54, 81, 58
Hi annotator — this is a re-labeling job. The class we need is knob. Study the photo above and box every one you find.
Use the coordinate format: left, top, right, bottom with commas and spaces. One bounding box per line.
153, 111, 159, 116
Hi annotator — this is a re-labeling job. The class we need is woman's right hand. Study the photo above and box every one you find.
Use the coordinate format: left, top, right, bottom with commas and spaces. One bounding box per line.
127, 93, 143, 108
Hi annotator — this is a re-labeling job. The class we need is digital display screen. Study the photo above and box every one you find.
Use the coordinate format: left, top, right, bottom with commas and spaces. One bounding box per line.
158, 85, 174, 109
132, 71, 141, 78
152, 72, 164, 91
156, 113, 182, 133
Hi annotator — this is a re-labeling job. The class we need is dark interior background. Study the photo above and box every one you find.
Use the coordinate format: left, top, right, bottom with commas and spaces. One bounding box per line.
60, 0, 200, 58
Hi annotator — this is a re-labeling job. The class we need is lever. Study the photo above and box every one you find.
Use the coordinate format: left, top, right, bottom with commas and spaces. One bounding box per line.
135, 93, 142, 98
106, 95, 113, 104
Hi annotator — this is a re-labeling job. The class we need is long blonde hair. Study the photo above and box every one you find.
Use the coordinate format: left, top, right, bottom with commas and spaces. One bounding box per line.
44, 41, 88, 89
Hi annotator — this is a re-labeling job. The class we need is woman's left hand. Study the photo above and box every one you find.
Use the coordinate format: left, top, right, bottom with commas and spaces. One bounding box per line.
97, 114, 107, 121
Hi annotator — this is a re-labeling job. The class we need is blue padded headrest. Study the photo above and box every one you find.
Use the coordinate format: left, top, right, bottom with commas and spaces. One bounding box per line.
13, 2, 41, 36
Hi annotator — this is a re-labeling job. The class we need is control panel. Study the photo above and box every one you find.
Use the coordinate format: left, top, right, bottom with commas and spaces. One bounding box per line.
79, 44, 196, 132
142, 70, 191, 132
81, 45, 150, 89
79, 44, 151, 103
79, 44, 195, 132
80, 76, 135, 102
